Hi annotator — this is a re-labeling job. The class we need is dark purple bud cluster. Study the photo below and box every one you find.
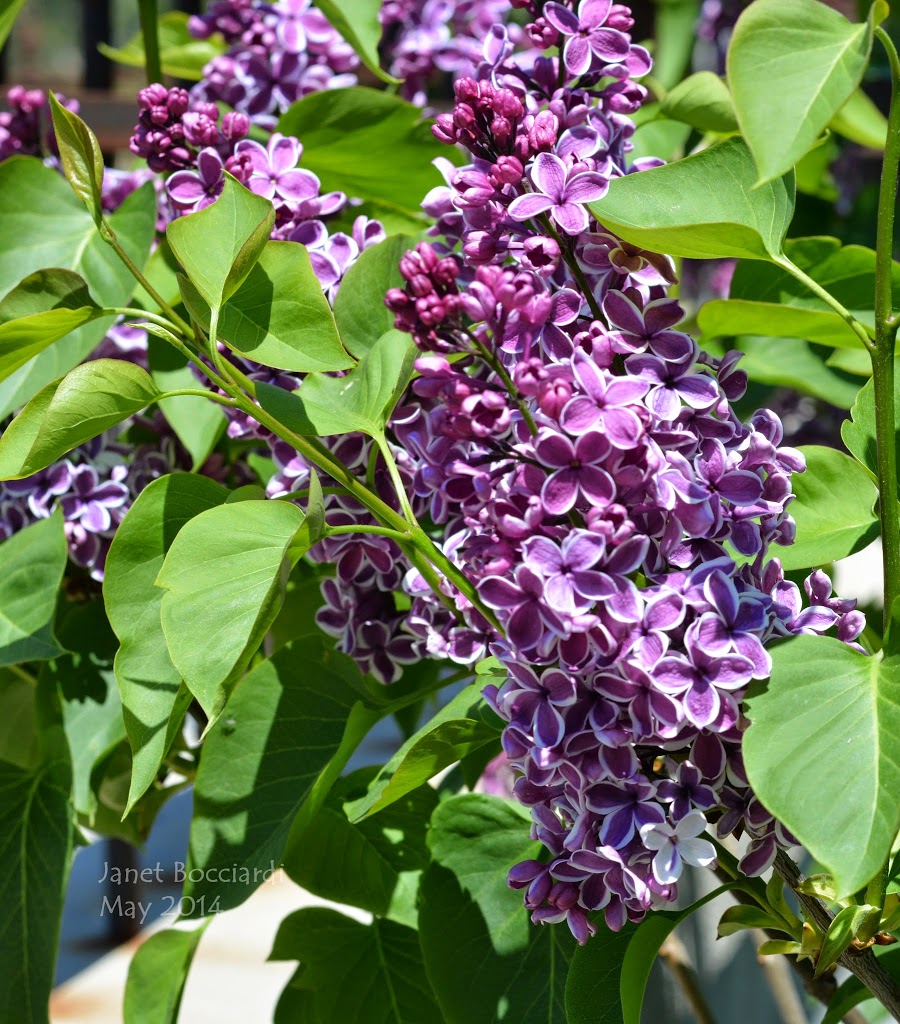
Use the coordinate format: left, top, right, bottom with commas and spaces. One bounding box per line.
0, 85, 78, 162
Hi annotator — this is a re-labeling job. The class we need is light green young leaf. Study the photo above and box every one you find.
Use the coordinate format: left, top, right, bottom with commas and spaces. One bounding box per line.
0, 0, 27, 51
123, 922, 209, 1024
183, 636, 369, 914
587, 137, 795, 260
333, 233, 413, 357
0, 269, 106, 384
99, 10, 226, 81
166, 174, 274, 310
314, 0, 399, 84
842, 371, 900, 501
270, 909, 443, 1022
0, 359, 161, 481
103, 473, 229, 814
345, 683, 500, 821
777, 445, 879, 571
0, 513, 67, 666
744, 635, 900, 898
0, 165, 156, 418
155, 499, 309, 721
830, 86, 888, 149
815, 904, 875, 977
179, 240, 352, 372
716, 904, 790, 938
278, 88, 457, 228
256, 327, 416, 438
48, 92, 105, 224
659, 71, 738, 134
727, 0, 884, 183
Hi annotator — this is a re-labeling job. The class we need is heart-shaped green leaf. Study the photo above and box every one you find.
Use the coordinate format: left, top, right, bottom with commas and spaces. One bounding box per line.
256, 327, 416, 439
167, 173, 274, 309
0, 268, 106, 383
744, 635, 900, 898
313, 0, 400, 84
155, 499, 310, 721
659, 71, 738, 134
0, 359, 161, 480
179, 240, 352, 373
728, 0, 885, 184
587, 137, 795, 261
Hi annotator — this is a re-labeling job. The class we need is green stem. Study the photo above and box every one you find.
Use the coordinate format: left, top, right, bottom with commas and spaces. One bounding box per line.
874, 24, 900, 632
137, 0, 162, 85
111, 308, 183, 336
325, 524, 410, 542
540, 214, 605, 322
156, 388, 240, 408
469, 332, 538, 435
374, 433, 417, 525
777, 257, 875, 353
100, 225, 194, 338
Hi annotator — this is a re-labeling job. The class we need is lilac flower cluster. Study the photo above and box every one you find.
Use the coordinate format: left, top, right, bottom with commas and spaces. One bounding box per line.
0, 428, 180, 580
0, 85, 78, 162
259, 1, 863, 942
187, 0, 359, 125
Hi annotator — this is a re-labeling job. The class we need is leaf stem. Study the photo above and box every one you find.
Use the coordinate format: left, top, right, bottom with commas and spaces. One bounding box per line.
156, 389, 239, 408
325, 523, 409, 542
100, 225, 194, 338
873, 24, 900, 632
137, 0, 163, 85
776, 257, 875, 353
468, 331, 538, 436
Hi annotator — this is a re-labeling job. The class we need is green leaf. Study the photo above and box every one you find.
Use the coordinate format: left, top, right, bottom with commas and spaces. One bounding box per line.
419, 794, 575, 1024
270, 908, 443, 1022
99, 10, 227, 81
427, 794, 536, 953
104, 473, 229, 814
716, 904, 789, 938
314, 0, 399, 84
0, 165, 156, 418
147, 337, 226, 470
728, 0, 882, 184
731, 337, 861, 409
48, 93, 104, 224
156, 499, 309, 721
659, 72, 738, 133
830, 86, 888, 149
123, 923, 209, 1024
166, 174, 274, 310
284, 784, 437, 927
842, 371, 900, 500
257, 328, 415, 439
651, 0, 701, 90
0, 269, 106, 384
587, 137, 795, 261
182, 637, 365, 915
744, 634, 900, 898
815, 904, 875, 977
821, 947, 900, 1024
179, 240, 352, 373
48, 602, 125, 821
777, 445, 879, 571
0, 1, 27, 49
333, 234, 413, 357
0, 669, 40, 771
345, 683, 500, 821
0, 697, 73, 1024
628, 106, 691, 165
699, 238, 899, 348
278, 88, 456, 227
0, 514, 66, 667
0, 359, 161, 481
567, 883, 744, 1024
757, 939, 801, 956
